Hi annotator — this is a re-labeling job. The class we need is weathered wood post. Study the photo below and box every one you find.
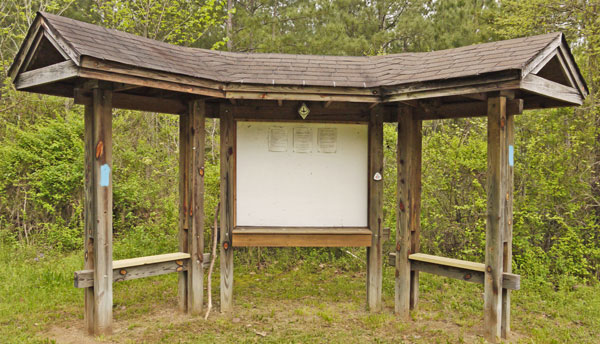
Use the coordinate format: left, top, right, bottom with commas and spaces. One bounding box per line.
502, 104, 515, 338
366, 106, 384, 311
178, 105, 190, 312
485, 95, 508, 342
83, 86, 113, 335
395, 105, 422, 317
178, 100, 206, 314
220, 104, 234, 312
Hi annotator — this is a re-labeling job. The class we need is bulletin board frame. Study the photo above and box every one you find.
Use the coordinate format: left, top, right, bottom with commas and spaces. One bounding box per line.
231, 118, 375, 247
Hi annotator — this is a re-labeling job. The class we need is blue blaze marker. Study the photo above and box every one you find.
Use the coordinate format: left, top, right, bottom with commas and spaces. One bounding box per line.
100, 164, 111, 187
508, 145, 514, 167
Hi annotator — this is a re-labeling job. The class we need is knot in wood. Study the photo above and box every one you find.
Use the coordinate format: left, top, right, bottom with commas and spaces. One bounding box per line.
486, 266, 492, 273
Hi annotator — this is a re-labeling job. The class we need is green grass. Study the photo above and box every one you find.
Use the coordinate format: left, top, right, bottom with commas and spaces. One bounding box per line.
1, 246, 599, 343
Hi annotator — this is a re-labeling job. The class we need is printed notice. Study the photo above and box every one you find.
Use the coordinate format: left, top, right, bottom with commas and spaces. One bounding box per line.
293, 127, 312, 153
318, 128, 337, 153
269, 127, 288, 152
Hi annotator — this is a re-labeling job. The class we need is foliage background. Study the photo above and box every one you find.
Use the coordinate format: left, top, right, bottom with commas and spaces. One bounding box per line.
0, 0, 598, 289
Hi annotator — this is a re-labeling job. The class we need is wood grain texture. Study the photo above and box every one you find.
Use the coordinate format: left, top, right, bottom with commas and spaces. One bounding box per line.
520, 74, 583, 105
83, 104, 94, 334
74, 91, 187, 115
232, 233, 372, 247
14, 60, 77, 89
485, 96, 507, 343
502, 111, 515, 338
75, 253, 210, 288
233, 227, 371, 234
220, 104, 235, 312
178, 110, 189, 313
366, 106, 384, 312
409, 253, 485, 271
388, 253, 520, 290
186, 99, 206, 315
89, 87, 113, 336
395, 105, 413, 318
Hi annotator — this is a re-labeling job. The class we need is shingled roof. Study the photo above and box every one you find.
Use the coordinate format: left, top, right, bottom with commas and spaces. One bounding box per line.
9, 11, 588, 108
16, 12, 568, 88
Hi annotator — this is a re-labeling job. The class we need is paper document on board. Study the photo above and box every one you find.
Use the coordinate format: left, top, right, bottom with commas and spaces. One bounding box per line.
318, 128, 337, 153
269, 127, 288, 152
293, 127, 312, 153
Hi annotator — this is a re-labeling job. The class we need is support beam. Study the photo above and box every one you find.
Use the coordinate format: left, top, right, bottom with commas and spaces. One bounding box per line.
366, 106, 384, 311
14, 60, 78, 89
185, 100, 206, 315
178, 108, 190, 313
75, 90, 187, 115
520, 74, 583, 105
395, 105, 422, 317
220, 104, 235, 312
83, 87, 113, 336
485, 96, 507, 342
502, 110, 515, 339
416, 99, 523, 120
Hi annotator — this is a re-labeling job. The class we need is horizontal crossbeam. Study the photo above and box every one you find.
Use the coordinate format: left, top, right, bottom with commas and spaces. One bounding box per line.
389, 253, 520, 290
232, 227, 372, 247
74, 252, 210, 288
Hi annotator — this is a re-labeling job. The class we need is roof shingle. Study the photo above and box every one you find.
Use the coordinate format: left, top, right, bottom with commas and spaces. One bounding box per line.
39, 12, 562, 89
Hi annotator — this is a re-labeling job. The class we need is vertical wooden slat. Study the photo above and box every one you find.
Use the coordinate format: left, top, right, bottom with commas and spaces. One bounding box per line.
501, 110, 515, 339
83, 104, 94, 334
178, 110, 190, 313
91, 87, 113, 335
366, 106, 384, 311
485, 96, 507, 343
395, 105, 422, 316
220, 104, 235, 312
187, 100, 206, 315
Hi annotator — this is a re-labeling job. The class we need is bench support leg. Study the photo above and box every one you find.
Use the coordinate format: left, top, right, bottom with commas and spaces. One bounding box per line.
396, 105, 422, 317
84, 87, 113, 336
485, 96, 508, 342
367, 106, 384, 311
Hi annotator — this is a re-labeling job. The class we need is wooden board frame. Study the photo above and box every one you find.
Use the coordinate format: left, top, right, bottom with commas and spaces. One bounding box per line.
230, 117, 374, 247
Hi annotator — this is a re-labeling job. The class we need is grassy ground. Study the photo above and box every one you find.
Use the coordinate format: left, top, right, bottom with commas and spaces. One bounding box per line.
1, 246, 599, 344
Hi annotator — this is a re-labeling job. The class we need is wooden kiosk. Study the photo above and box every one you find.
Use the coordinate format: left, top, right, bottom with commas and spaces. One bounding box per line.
9, 12, 587, 342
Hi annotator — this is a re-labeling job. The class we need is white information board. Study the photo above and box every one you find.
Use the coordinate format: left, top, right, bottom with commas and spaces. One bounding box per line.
236, 121, 368, 227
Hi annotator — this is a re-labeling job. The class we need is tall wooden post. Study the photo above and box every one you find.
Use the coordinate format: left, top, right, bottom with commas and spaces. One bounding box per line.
502, 110, 515, 338
220, 104, 234, 312
179, 100, 206, 315
84, 87, 113, 335
366, 107, 384, 311
395, 105, 422, 317
485, 96, 508, 342
178, 107, 190, 312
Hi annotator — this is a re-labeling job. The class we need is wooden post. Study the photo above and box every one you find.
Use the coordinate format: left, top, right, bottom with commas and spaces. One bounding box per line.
366, 106, 384, 311
178, 109, 190, 313
220, 104, 234, 312
502, 110, 515, 339
83, 87, 113, 335
395, 105, 422, 317
485, 96, 507, 342
187, 100, 206, 315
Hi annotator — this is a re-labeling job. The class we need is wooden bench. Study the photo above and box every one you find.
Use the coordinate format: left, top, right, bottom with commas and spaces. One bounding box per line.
74, 252, 210, 288
389, 252, 520, 290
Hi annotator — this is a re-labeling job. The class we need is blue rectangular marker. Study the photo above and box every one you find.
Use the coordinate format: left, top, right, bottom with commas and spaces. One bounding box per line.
508, 145, 514, 167
100, 164, 111, 187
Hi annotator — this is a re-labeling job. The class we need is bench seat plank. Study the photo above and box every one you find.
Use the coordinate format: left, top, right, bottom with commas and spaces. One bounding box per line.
388, 253, 520, 290
75, 252, 209, 288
